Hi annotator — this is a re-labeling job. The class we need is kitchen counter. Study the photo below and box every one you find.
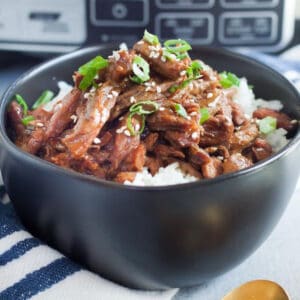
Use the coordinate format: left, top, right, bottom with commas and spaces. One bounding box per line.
1, 59, 299, 300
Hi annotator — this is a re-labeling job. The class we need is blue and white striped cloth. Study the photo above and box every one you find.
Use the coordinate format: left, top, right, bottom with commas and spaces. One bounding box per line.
1, 47, 300, 300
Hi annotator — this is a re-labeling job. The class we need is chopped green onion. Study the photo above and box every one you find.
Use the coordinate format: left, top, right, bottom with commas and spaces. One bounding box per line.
130, 56, 150, 84
78, 56, 108, 91
200, 107, 210, 125
130, 101, 159, 114
143, 30, 160, 45
15, 94, 28, 115
259, 116, 277, 135
127, 113, 146, 136
127, 100, 159, 136
32, 90, 54, 110
169, 61, 202, 93
162, 48, 177, 61
186, 61, 203, 80
163, 39, 192, 61
22, 115, 35, 126
219, 71, 240, 88
174, 103, 188, 119
164, 39, 192, 54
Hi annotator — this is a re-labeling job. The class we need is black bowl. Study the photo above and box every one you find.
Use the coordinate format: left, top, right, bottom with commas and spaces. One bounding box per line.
0, 46, 299, 290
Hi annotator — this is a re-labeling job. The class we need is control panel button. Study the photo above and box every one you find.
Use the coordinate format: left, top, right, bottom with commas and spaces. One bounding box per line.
156, 13, 214, 45
0, 0, 86, 44
219, 12, 278, 44
91, 0, 149, 27
220, 0, 279, 8
156, 0, 215, 9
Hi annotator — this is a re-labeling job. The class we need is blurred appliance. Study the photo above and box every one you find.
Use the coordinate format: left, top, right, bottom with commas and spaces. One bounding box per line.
0, 0, 296, 53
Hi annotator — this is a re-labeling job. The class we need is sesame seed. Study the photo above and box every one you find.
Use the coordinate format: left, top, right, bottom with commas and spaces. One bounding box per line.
187, 116, 191, 120
161, 56, 167, 63
124, 130, 131, 137
180, 70, 186, 76
54, 103, 62, 112
145, 87, 152, 92
84, 93, 90, 99
156, 86, 162, 93
130, 96, 136, 103
93, 138, 101, 145
112, 51, 120, 61
159, 107, 165, 111
107, 94, 113, 99
137, 41, 144, 45
119, 42, 128, 50
36, 122, 44, 128
135, 124, 140, 131
119, 116, 124, 121
116, 125, 127, 134
217, 156, 224, 161
207, 92, 213, 98
149, 51, 155, 58
291, 119, 298, 124
151, 81, 156, 87
112, 91, 118, 97
70, 115, 78, 123
191, 132, 199, 140
190, 111, 198, 116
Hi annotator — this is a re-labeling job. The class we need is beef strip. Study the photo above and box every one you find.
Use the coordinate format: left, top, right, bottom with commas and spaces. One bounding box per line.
253, 108, 297, 132
133, 40, 190, 80
147, 106, 198, 132
200, 115, 234, 147
164, 130, 199, 148
45, 88, 82, 140
7, 102, 25, 137
109, 84, 164, 121
106, 50, 135, 82
231, 122, 259, 151
251, 138, 273, 161
120, 144, 146, 172
62, 84, 119, 158
114, 172, 137, 183
144, 132, 159, 152
201, 157, 223, 179
145, 156, 162, 176
230, 100, 247, 126
154, 144, 185, 161
223, 153, 253, 174
188, 144, 211, 166
108, 114, 141, 171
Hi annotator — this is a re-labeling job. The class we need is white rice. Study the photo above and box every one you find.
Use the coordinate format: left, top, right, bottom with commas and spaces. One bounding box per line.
125, 163, 198, 186
47, 78, 292, 186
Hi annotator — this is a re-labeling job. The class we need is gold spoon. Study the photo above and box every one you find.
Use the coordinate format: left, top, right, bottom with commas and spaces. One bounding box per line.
222, 280, 289, 300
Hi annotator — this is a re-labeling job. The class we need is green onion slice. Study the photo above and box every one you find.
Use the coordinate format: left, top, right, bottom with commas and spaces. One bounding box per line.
32, 90, 54, 110
219, 71, 240, 88
78, 56, 108, 91
186, 61, 203, 80
22, 115, 35, 126
15, 94, 28, 115
127, 100, 159, 136
164, 39, 192, 54
143, 30, 160, 45
130, 56, 150, 84
169, 61, 202, 93
174, 103, 188, 119
259, 116, 277, 135
127, 113, 146, 136
200, 107, 210, 125
130, 101, 159, 115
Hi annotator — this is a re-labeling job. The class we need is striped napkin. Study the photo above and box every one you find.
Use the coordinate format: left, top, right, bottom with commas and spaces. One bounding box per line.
1, 47, 300, 300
